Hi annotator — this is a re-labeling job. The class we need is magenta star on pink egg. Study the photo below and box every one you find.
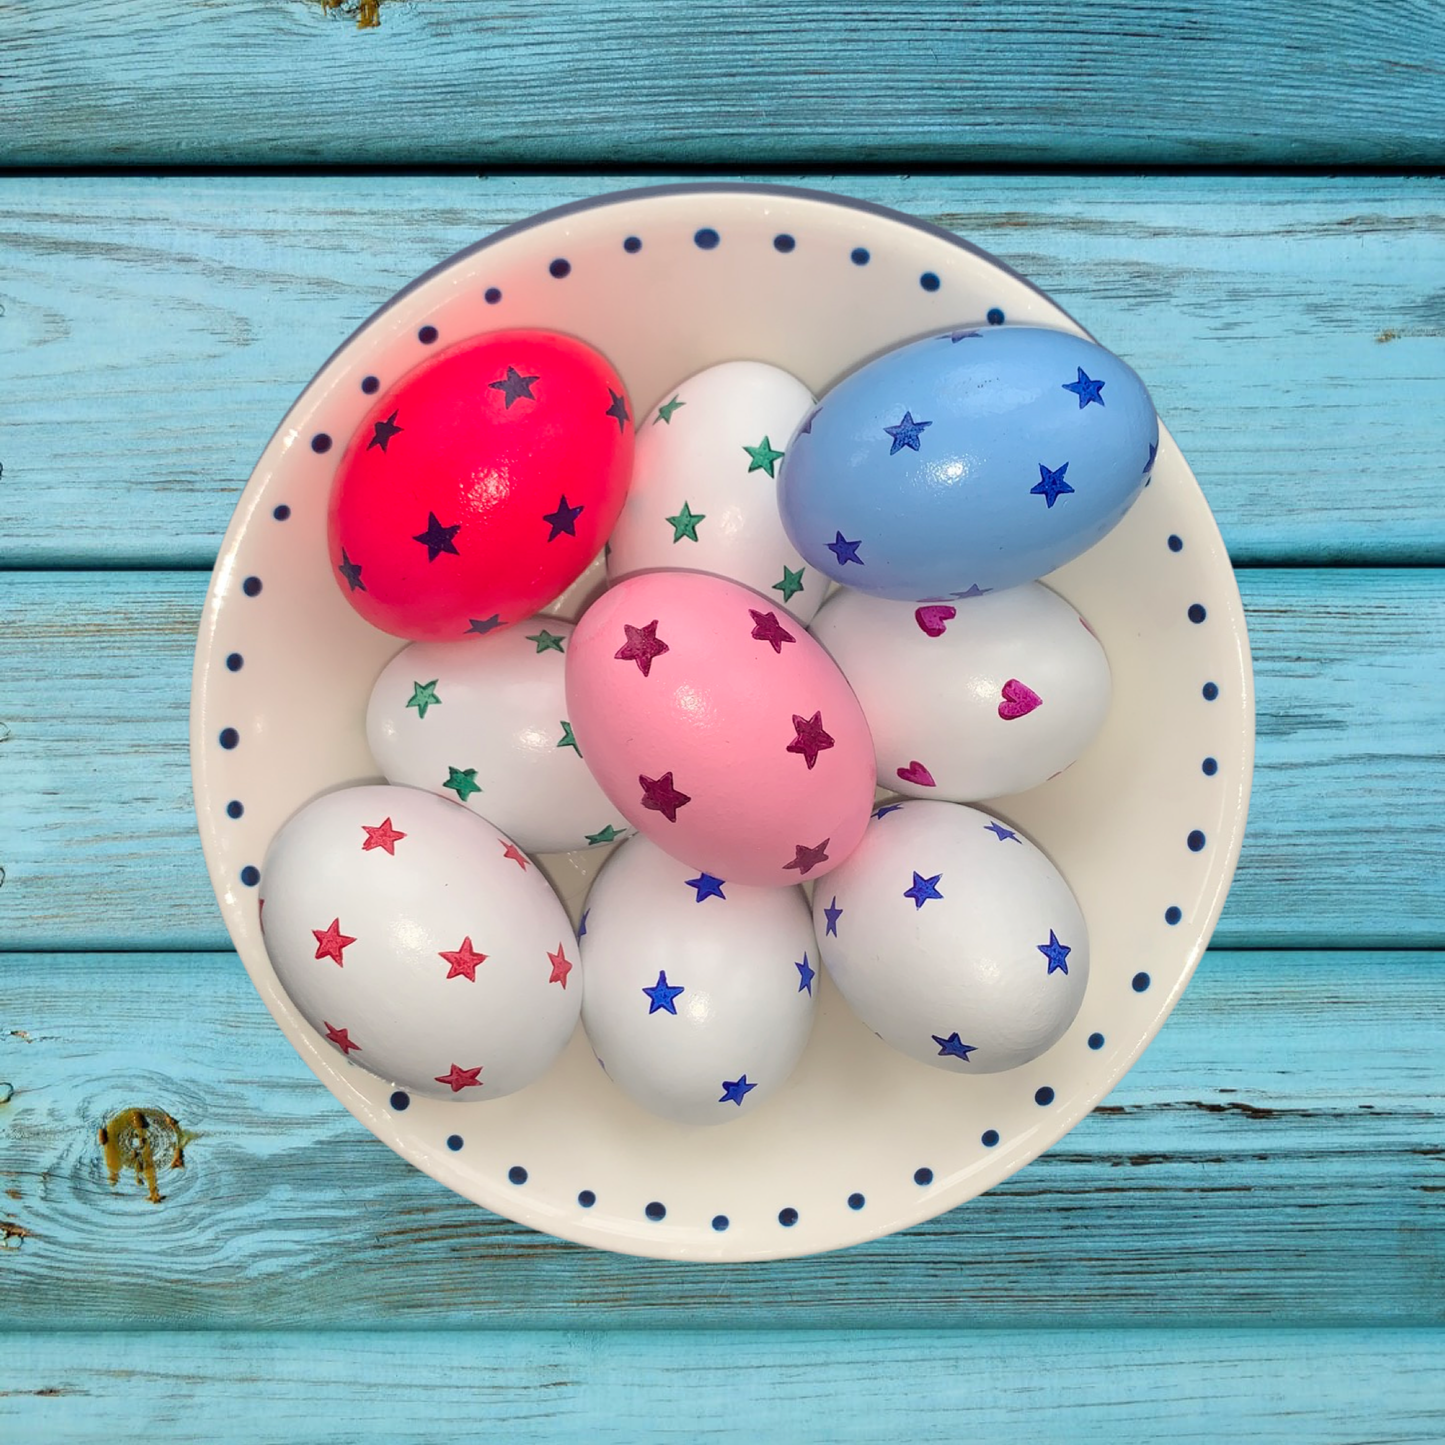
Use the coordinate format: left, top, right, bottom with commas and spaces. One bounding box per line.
748, 608, 796, 655
639, 771, 691, 823
786, 711, 835, 769
614, 618, 671, 677
783, 839, 830, 875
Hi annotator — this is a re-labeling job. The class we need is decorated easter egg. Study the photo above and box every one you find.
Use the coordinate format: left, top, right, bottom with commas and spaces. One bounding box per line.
607, 362, 822, 623
778, 325, 1158, 600
259, 784, 580, 1100
579, 835, 818, 1125
814, 800, 1088, 1073
365, 616, 630, 855
565, 571, 875, 887
809, 583, 1111, 801
328, 329, 633, 641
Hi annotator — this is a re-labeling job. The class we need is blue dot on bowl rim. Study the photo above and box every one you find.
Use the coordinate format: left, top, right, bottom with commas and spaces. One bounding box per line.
982, 1129, 1000, 1147
310, 432, 331, 454
623, 236, 642, 254
446, 1134, 463, 1152
1188, 830, 1207, 852
774, 233, 795, 252
549, 258, 571, 278
1168, 534, 1183, 552
226, 800, 243, 819
225, 652, 243, 672
848, 1192, 865, 1210
418, 324, 438, 343
1035, 1086, 1055, 1106
1203, 681, 1219, 700
240, 865, 260, 887
361, 375, 380, 394
390, 1090, 410, 1111
578, 1189, 596, 1207
1203, 756, 1219, 776
272, 504, 291, 521
1166, 905, 1183, 925
1088, 1032, 1105, 1050
1189, 603, 1207, 624
645, 1201, 666, 1221
694, 228, 719, 250
484, 287, 502, 304
508, 1165, 528, 1185
1133, 972, 1152, 992
779, 1207, 799, 1227
914, 1167, 933, 1186
987, 307, 1006, 325
712, 1214, 729, 1232
851, 246, 870, 265
219, 727, 239, 750
242, 576, 262, 597
920, 271, 941, 292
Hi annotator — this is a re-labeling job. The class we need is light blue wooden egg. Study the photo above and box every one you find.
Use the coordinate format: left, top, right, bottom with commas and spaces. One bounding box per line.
777, 325, 1159, 600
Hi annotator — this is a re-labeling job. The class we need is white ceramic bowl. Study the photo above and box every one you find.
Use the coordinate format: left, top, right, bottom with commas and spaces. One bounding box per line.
191, 184, 1254, 1262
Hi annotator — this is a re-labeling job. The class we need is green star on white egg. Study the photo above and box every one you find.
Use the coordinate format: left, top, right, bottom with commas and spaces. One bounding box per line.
557, 721, 582, 756
406, 679, 441, 719
772, 565, 806, 603
666, 502, 705, 543
585, 824, 625, 845
443, 765, 481, 802
654, 395, 685, 424
743, 435, 784, 478
526, 629, 566, 654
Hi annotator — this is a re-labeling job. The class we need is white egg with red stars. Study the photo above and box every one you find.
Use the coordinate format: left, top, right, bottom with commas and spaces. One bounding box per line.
366, 616, 630, 856
606, 361, 822, 623
808, 582, 1111, 801
814, 799, 1088, 1074
580, 834, 819, 1126
259, 784, 580, 1101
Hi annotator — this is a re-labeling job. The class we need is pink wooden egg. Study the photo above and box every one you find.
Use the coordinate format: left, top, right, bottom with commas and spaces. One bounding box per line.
565, 571, 875, 887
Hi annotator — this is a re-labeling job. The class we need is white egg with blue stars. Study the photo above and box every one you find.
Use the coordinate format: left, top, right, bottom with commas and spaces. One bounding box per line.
778, 324, 1159, 600
579, 834, 819, 1126
813, 799, 1088, 1074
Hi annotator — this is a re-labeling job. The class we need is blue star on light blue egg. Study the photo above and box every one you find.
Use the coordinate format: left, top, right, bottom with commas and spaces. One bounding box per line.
1031, 462, 1074, 508
1144, 441, 1158, 474
719, 1075, 757, 1106
1037, 929, 1072, 975
932, 1032, 976, 1061
904, 871, 944, 909
984, 821, 1022, 844
952, 584, 991, 599
795, 953, 815, 994
823, 896, 843, 936
1062, 367, 1106, 408
948, 330, 981, 342
826, 531, 863, 566
798, 407, 820, 436
884, 410, 933, 455
643, 971, 685, 1014
685, 872, 726, 902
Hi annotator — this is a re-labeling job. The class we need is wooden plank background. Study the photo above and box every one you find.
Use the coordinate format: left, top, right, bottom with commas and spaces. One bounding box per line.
4, 0, 1445, 1437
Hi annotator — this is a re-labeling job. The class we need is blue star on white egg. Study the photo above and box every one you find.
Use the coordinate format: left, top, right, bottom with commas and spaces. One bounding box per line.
813, 799, 1089, 1074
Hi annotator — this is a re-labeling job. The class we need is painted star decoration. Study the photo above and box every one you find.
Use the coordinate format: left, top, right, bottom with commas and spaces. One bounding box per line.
585, 824, 624, 846
443, 765, 481, 802
783, 839, 830, 876
984, 821, 1022, 844
312, 918, 356, 966
324, 1022, 362, 1055
686, 872, 726, 902
666, 501, 705, 543
360, 817, 406, 855
338, 549, 365, 592
773, 565, 806, 603
603, 388, 632, 432
1037, 929, 1072, 975
547, 944, 573, 989
466, 615, 503, 635
406, 679, 440, 718
797, 407, 820, 436
749, 608, 796, 654
1062, 367, 1106, 408
501, 841, 529, 870
952, 584, 991, 599
932, 1031, 977, 1061
434, 1063, 483, 1093
1143, 441, 1158, 476
1031, 461, 1075, 508
526, 629, 566, 654
787, 711, 834, 769
578, 908, 590, 938
949, 330, 981, 342
884, 410, 932, 455
795, 953, 815, 994
823, 896, 843, 936
615, 619, 670, 677
874, 802, 904, 819
557, 721, 582, 756
639, 771, 691, 823
654, 395, 685, 424
743, 435, 784, 478
643, 970, 685, 1015
368, 409, 404, 452
826, 531, 863, 566
542, 494, 585, 541
413, 511, 461, 561
719, 1076, 757, 1106
489, 365, 539, 408
904, 871, 944, 908
439, 936, 488, 982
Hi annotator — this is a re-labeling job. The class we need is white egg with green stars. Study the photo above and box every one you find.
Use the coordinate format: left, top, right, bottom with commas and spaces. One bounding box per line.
605, 361, 822, 623
814, 799, 1089, 1074
579, 834, 820, 1126
366, 616, 630, 856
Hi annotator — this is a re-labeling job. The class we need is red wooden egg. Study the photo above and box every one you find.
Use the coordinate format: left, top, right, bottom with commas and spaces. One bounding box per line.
328, 330, 634, 640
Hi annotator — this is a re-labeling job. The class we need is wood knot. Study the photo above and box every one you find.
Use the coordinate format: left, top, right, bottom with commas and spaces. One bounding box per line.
1, 1219, 30, 1249
319, 0, 385, 27
98, 1107, 192, 1205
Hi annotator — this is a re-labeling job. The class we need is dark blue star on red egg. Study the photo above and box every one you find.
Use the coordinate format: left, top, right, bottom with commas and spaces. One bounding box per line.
787, 711, 834, 769
643, 970, 684, 1015
749, 609, 796, 654
488, 366, 539, 408
826, 531, 864, 566
904, 871, 944, 908
639, 771, 690, 822
719, 1075, 757, 1105
783, 839, 830, 875
1037, 929, 1072, 975
1031, 462, 1074, 508
932, 1031, 976, 1061
884, 410, 932, 455
466, 614, 503, 635
367, 409, 404, 452
605, 388, 631, 432
338, 549, 366, 592
1062, 368, 1106, 408
542, 494, 585, 541
413, 512, 461, 561
686, 872, 726, 902
615, 619, 670, 677
823, 896, 843, 936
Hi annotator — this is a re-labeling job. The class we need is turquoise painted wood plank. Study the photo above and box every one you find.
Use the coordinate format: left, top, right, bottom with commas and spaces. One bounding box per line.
3, 1329, 1444, 1444
2, 569, 1442, 951
0, 950, 1440, 1327
8, 1, 1445, 167
2, 174, 1442, 568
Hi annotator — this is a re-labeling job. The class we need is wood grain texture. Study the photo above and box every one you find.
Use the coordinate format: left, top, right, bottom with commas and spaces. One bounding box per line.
7, 1, 1445, 167
2, 568, 1442, 951
2, 174, 1442, 568
2, 1328, 1443, 1443
0, 949, 1441, 1328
